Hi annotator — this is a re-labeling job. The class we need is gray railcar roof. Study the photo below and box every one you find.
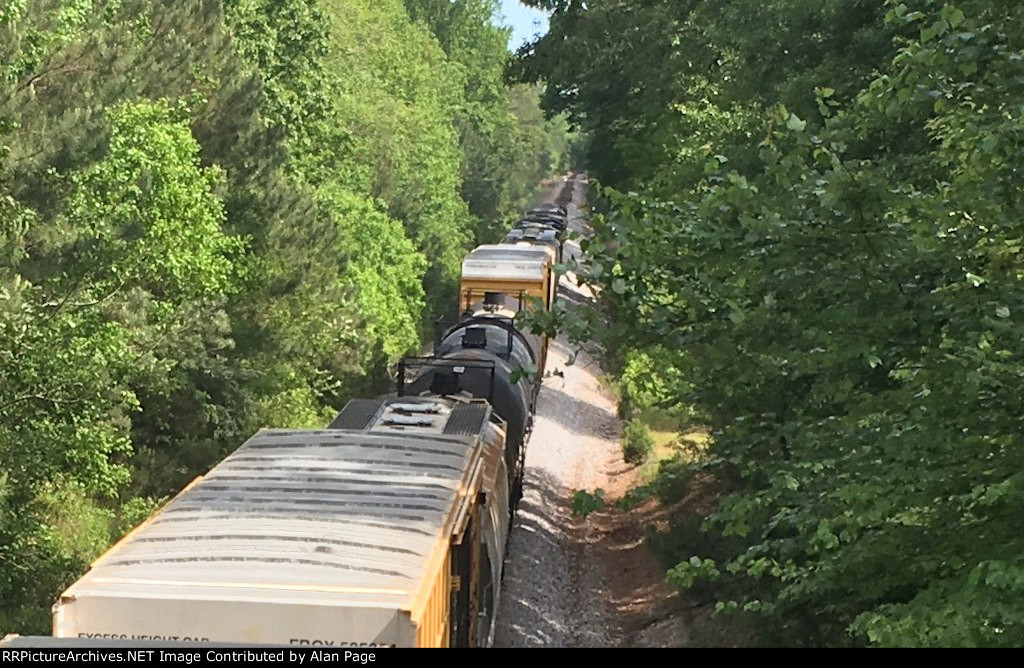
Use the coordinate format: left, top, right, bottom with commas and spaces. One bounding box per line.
462, 244, 552, 281
61, 428, 481, 609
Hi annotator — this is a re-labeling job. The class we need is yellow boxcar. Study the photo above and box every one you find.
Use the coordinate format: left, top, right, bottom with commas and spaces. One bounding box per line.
51, 397, 510, 648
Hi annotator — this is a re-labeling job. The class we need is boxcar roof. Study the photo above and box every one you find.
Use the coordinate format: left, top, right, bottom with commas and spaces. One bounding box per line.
61, 429, 481, 610
462, 244, 552, 281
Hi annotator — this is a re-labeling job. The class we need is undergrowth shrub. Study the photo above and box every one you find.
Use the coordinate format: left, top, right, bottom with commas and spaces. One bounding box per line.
622, 418, 654, 464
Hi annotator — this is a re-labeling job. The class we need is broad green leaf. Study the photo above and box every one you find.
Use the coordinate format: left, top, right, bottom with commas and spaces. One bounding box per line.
786, 113, 807, 132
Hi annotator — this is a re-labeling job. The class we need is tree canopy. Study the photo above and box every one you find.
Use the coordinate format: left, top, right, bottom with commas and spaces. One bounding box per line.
518, 0, 1024, 647
0, 0, 570, 632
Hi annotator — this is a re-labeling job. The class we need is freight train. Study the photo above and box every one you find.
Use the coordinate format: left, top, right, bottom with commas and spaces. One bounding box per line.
2, 178, 578, 650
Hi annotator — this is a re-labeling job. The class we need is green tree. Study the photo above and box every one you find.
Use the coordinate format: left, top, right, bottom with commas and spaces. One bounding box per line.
0, 98, 240, 630
523, 0, 1024, 647
0, 0, 567, 633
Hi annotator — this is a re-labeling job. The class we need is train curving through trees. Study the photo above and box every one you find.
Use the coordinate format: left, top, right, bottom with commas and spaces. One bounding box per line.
3, 178, 578, 650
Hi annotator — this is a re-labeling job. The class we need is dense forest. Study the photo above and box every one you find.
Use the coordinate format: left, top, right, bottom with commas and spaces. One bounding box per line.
0, 0, 571, 632
517, 0, 1024, 648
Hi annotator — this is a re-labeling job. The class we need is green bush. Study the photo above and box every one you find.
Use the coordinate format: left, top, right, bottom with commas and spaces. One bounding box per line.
617, 346, 692, 420
571, 489, 606, 518
649, 455, 692, 505
621, 418, 655, 464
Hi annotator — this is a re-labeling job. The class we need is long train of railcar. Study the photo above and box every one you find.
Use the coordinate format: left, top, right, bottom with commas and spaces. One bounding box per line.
16, 177, 576, 649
